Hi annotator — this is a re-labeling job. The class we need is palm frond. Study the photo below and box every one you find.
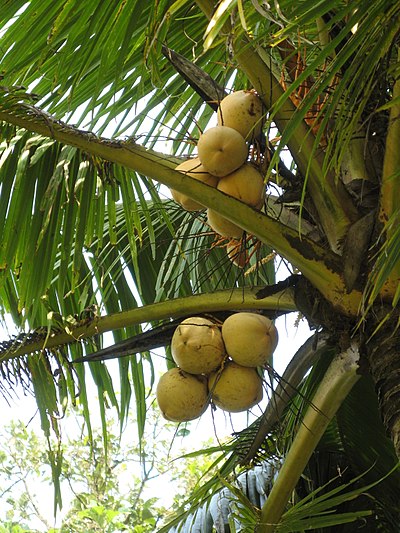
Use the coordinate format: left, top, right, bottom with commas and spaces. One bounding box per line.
160, 408, 399, 533
277, 468, 388, 533
337, 373, 400, 501
0, 287, 297, 363
360, 207, 400, 324
258, 342, 361, 529
1, 2, 400, 528
238, 332, 333, 465
0, 1, 230, 146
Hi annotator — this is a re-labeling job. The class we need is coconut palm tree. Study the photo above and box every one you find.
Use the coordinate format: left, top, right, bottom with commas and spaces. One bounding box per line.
0, 0, 399, 531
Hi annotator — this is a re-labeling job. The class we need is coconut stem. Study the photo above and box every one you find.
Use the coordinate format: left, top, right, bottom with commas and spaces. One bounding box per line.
256, 343, 361, 532
0, 286, 296, 360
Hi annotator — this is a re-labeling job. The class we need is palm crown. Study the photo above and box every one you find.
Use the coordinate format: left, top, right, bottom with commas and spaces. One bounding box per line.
0, 1, 399, 531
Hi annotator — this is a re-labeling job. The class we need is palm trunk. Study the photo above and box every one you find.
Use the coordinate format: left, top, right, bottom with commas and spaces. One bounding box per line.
366, 314, 400, 458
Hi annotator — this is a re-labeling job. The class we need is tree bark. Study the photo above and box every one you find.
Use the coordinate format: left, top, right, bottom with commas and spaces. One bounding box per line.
366, 312, 400, 458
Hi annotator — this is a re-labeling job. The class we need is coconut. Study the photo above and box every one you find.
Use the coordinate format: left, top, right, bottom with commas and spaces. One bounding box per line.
208, 361, 263, 412
170, 157, 219, 211
217, 90, 264, 141
226, 240, 248, 268
197, 126, 248, 177
217, 163, 265, 209
221, 312, 278, 368
156, 367, 209, 422
207, 209, 244, 239
206, 164, 265, 239
171, 317, 226, 375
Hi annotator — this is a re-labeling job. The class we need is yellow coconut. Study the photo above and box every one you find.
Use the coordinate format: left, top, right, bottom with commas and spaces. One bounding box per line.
197, 126, 248, 177
208, 361, 263, 412
221, 312, 278, 368
207, 164, 265, 239
217, 163, 265, 209
171, 317, 226, 375
170, 157, 219, 211
226, 240, 248, 268
207, 209, 244, 239
156, 367, 209, 422
217, 90, 264, 140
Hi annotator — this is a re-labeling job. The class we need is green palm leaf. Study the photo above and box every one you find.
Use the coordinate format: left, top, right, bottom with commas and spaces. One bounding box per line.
1, 0, 400, 528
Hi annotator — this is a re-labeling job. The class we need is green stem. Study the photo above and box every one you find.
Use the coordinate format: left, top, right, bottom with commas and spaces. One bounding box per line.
195, 0, 215, 19
0, 101, 362, 315
340, 136, 373, 184
233, 37, 358, 252
380, 47, 400, 223
378, 46, 400, 299
1, 287, 296, 360
314, 15, 371, 197
257, 343, 361, 532
316, 17, 330, 48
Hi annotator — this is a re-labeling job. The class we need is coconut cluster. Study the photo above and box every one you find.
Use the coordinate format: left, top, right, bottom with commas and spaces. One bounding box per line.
170, 90, 265, 266
156, 312, 278, 422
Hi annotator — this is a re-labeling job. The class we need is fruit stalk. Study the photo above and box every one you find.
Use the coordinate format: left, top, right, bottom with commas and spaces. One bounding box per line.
0, 287, 296, 360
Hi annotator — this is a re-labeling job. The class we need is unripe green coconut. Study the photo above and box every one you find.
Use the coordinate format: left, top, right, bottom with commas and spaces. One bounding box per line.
208, 361, 263, 412
197, 126, 248, 177
170, 158, 218, 211
221, 312, 278, 368
156, 367, 209, 422
171, 317, 226, 375
217, 90, 263, 140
